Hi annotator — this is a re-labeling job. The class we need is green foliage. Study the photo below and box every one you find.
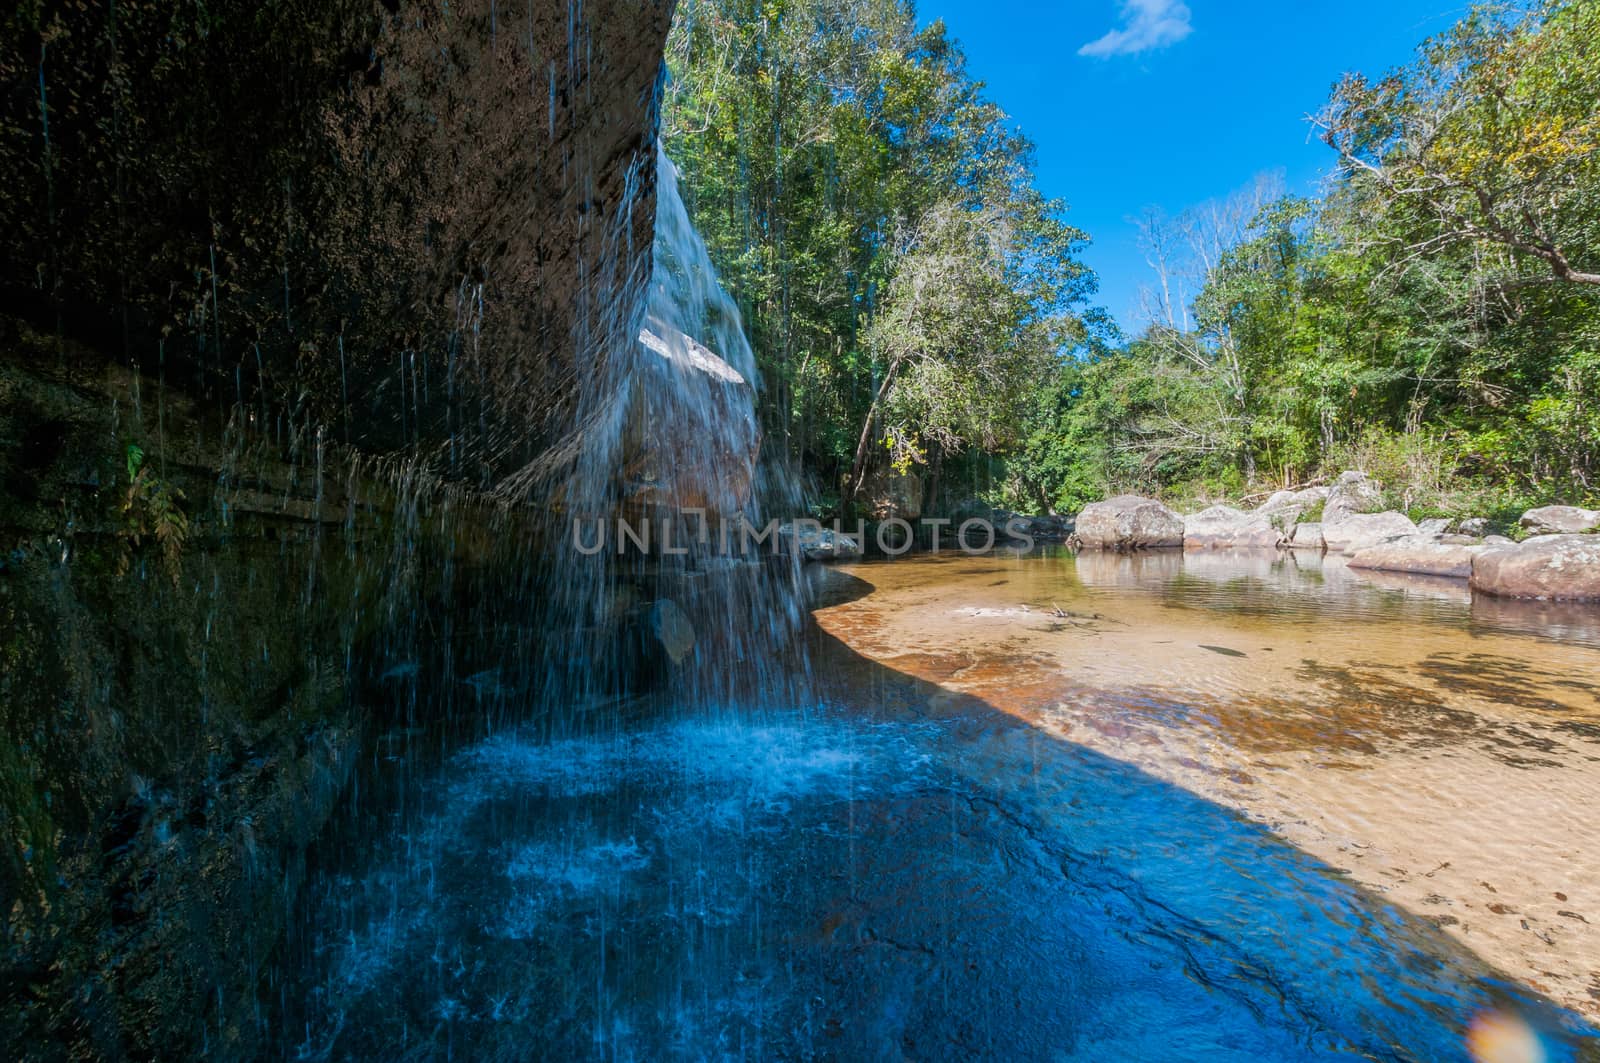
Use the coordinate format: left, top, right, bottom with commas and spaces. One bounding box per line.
117, 443, 189, 585
1017, 1, 1600, 514
662, 0, 1092, 513
667, 0, 1597, 517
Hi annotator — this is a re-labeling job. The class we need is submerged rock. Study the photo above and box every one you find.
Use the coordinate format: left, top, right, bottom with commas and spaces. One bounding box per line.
1348, 537, 1484, 579
1518, 505, 1600, 536
1322, 511, 1418, 554
1182, 505, 1281, 550
1471, 535, 1600, 601
1074, 495, 1184, 550
649, 599, 697, 665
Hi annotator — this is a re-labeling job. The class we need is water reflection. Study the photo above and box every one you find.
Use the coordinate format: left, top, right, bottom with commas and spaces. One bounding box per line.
272, 550, 1600, 1060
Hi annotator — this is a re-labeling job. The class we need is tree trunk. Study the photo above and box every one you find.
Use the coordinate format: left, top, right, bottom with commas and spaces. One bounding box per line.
843, 359, 901, 508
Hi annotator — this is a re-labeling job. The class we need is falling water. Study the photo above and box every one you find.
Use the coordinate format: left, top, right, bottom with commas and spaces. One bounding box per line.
259, 141, 1600, 1062
518, 142, 812, 714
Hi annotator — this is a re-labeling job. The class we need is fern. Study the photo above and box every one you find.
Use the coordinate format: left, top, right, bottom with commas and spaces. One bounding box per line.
117, 444, 189, 586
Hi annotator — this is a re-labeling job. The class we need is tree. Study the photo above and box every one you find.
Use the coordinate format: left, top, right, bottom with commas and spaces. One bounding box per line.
663, 0, 1093, 513
1317, 1, 1600, 287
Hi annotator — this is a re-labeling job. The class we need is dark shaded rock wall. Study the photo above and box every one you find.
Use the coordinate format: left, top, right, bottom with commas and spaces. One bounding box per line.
0, 0, 677, 1055
0, 319, 563, 1058
2, 0, 673, 480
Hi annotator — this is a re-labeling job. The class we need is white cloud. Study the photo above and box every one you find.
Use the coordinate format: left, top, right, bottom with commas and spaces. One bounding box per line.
1078, 0, 1194, 58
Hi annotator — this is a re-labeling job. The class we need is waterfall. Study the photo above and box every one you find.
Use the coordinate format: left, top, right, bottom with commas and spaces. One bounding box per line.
532, 143, 811, 713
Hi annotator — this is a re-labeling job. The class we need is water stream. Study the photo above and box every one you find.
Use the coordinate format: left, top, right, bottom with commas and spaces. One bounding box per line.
244, 140, 1600, 1060
272, 547, 1600, 1060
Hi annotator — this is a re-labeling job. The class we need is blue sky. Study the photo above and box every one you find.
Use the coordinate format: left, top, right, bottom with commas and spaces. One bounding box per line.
918, 0, 1468, 334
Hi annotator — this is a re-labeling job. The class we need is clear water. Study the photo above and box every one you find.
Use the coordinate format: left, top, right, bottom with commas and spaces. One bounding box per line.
273, 550, 1600, 1061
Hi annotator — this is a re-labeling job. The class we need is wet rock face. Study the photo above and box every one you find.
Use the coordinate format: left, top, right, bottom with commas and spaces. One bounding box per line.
1074, 495, 1183, 550
1472, 535, 1600, 601
623, 325, 758, 518
1, 0, 676, 479
0, 0, 683, 1055
1519, 506, 1600, 536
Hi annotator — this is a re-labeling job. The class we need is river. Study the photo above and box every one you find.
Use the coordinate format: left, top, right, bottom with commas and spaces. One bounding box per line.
273, 548, 1600, 1061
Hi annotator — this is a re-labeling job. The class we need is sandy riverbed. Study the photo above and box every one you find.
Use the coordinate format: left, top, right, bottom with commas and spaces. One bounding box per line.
810, 548, 1600, 1022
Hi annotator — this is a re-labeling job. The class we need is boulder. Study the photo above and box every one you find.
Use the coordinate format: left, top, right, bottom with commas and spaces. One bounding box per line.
778, 522, 863, 563
1258, 485, 1328, 513
1322, 510, 1418, 554
857, 467, 925, 521
1182, 505, 1281, 549
1483, 534, 1515, 546
1471, 535, 1600, 601
1074, 495, 1184, 550
1287, 522, 1325, 552
1348, 537, 1485, 579
648, 599, 697, 665
1416, 518, 1451, 536
1323, 471, 1385, 525
1518, 505, 1600, 536
1457, 517, 1491, 537
623, 325, 759, 518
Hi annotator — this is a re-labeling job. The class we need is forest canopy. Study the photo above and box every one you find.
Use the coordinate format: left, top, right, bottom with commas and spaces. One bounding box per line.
663, 0, 1600, 521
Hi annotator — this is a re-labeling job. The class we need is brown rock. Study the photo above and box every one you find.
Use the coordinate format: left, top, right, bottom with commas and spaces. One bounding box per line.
1471, 535, 1600, 601
1182, 505, 1281, 549
1347, 537, 1485, 579
621, 326, 759, 518
1075, 495, 1184, 549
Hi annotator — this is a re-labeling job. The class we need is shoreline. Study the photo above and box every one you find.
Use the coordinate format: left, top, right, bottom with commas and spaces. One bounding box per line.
810, 549, 1600, 1022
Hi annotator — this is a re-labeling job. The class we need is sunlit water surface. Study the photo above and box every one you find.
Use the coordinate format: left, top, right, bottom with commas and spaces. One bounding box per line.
275, 549, 1600, 1061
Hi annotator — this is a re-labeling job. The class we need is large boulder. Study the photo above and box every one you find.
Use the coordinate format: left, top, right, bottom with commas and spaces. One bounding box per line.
1471, 535, 1600, 601
1287, 522, 1325, 552
1074, 495, 1184, 550
1348, 537, 1485, 579
1322, 471, 1385, 525
621, 326, 760, 518
1322, 510, 1418, 554
857, 467, 925, 521
778, 522, 863, 562
1182, 505, 1281, 549
1518, 505, 1600, 536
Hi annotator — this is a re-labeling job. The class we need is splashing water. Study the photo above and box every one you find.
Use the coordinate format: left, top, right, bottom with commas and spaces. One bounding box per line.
524, 142, 812, 714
